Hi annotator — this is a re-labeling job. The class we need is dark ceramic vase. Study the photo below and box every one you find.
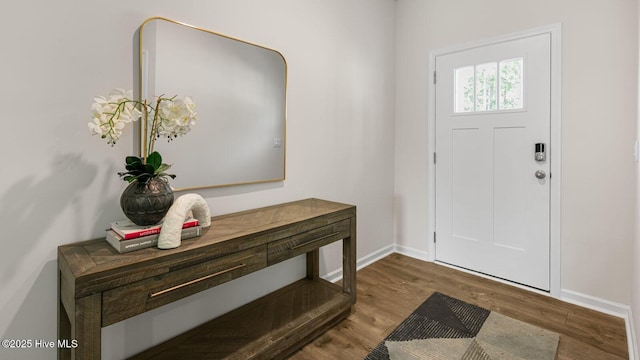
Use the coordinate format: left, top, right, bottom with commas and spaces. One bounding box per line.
120, 177, 174, 226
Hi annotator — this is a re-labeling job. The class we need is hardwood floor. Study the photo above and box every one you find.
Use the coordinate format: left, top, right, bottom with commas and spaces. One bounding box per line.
290, 253, 628, 360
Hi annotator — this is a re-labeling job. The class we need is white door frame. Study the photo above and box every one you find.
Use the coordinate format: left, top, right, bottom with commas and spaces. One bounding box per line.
426, 23, 562, 297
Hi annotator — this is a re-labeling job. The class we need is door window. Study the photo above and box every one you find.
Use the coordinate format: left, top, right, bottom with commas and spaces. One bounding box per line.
454, 58, 523, 113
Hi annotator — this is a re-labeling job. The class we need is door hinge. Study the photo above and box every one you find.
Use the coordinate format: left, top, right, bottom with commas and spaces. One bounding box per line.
433, 71, 437, 84
433, 152, 437, 164
434, 232, 436, 243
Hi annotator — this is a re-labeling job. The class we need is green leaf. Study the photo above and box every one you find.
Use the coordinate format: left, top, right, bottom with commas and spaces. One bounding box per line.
125, 156, 143, 166
119, 152, 176, 183
146, 151, 162, 169
155, 163, 172, 174
144, 163, 155, 174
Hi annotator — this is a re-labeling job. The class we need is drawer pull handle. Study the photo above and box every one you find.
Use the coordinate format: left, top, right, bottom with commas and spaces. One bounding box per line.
290, 232, 340, 250
149, 263, 247, 298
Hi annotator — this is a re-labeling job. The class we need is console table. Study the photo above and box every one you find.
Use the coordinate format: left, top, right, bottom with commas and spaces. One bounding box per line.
58, 198, 356, 359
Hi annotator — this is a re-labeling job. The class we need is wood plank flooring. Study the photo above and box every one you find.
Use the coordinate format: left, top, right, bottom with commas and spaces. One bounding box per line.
290, 253, 628, 360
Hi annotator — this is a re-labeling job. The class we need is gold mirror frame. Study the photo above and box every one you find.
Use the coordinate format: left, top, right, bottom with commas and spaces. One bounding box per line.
138, 16, 287, 191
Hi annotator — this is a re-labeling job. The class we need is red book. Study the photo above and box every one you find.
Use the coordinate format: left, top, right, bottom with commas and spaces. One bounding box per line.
110, 217, 199, 240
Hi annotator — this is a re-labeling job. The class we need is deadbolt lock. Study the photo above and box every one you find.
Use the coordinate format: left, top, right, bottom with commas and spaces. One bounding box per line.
535, 143, 546, 161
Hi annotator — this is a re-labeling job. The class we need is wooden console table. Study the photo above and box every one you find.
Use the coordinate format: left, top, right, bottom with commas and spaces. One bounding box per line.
58, 198, 356, 359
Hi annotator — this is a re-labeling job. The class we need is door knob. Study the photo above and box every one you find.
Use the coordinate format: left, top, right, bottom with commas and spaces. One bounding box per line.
535, 170, 546, 179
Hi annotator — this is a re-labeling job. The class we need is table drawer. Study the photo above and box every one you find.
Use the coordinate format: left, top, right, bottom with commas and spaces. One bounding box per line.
102, 246, 266, 326
267, 219, 351, 265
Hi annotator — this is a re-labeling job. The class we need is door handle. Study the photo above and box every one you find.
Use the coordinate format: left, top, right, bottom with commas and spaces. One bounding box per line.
535, 170, 546, 179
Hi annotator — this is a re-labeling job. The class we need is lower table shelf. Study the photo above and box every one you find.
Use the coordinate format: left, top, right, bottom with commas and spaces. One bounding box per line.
129, 278, 352, 360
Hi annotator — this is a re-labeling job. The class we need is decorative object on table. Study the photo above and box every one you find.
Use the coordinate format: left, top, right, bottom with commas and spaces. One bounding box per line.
158, 194, 212, 249
365, 292, 559, 360
105, 226, 202, 253
119, 174, 174, 226
88, 88, 197, 226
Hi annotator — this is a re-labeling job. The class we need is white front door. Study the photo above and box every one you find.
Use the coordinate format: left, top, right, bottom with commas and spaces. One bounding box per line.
435, 33, 551, 291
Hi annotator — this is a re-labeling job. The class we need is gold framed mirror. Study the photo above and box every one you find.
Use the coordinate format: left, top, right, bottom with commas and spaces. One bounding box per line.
139, 17, 287, 190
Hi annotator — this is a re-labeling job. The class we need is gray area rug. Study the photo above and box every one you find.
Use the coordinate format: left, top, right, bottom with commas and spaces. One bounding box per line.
365, 292, 559, 360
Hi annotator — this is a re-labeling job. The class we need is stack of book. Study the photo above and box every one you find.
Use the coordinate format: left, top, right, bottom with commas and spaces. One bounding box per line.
105, 217, 201, 253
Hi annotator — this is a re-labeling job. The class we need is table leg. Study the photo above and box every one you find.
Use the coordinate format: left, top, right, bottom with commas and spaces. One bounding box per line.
58, 297, 71, 360
68, 293, 101, 359
306, 250, 320, 279
343, 217, 357, 303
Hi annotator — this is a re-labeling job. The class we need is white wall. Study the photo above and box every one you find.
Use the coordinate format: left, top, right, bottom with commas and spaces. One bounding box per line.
395, 0, 637, 305
0, 1, 396, 359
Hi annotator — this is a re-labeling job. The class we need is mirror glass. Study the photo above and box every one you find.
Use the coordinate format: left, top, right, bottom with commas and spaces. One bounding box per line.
139, 17, 287, 190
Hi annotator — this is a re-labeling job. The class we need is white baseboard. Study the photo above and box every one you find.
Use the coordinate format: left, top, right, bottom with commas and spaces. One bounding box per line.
630, 308, 639, 360
321, 244, 395, 283
561, 289, 629, 318
393, 244, 432, 262
561, 289, 637, 360
322, 244, 429, 283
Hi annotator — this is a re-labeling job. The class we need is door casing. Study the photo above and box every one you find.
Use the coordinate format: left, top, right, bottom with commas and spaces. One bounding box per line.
426, 24, 562, 297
